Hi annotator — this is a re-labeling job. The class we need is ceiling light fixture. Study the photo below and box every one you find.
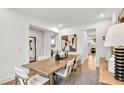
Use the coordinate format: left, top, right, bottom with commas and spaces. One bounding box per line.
100, 14, 104, 18
58, 24, 63, 28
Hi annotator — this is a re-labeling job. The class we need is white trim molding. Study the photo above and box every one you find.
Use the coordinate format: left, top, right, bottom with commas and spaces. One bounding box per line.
0, 74, 15, 85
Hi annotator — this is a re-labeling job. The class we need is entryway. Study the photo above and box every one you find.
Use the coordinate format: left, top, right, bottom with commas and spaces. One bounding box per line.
86, 28, 96, 70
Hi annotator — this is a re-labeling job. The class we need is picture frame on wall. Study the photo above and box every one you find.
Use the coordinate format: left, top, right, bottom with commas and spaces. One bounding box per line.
61, 34, 77, 52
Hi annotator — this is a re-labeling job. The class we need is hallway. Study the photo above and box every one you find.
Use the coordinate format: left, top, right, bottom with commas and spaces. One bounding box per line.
80, 53, 99, 84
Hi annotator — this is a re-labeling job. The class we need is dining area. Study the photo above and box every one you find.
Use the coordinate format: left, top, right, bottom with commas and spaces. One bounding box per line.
14, 54, 82, 85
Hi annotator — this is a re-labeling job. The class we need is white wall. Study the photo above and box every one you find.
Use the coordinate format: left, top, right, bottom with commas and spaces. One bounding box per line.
30, 29, 44, 59
0, 9, 28, 84
44, 32, 51, 57
83, 31, 89, 60
0, 9, 59, 84
60, 19, 112, 67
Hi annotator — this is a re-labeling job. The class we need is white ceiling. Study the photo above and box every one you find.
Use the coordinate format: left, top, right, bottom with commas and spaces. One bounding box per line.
17, 8, 114, 28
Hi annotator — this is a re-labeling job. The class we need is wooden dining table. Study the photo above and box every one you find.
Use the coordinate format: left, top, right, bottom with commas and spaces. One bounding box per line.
23, 55, 77, 85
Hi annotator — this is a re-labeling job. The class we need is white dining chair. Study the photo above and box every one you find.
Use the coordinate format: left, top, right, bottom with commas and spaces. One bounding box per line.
54, 59, 75, 81
14, 66, 49, 85
73, 55, 82, 72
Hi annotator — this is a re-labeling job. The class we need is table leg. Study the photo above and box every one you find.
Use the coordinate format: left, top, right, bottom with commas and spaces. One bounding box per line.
49, 74, 54, 85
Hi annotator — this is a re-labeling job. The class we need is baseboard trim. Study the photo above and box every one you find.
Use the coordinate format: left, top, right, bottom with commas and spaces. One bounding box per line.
0, 74, 15, 85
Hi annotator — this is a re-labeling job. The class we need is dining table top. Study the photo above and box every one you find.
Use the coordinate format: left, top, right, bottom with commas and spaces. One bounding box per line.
23, 55, 77, 76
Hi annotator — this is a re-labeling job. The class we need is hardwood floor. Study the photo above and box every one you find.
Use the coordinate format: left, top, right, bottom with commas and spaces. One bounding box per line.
99, 58, 124, 85
3, 53, 99, 85
54, 53, 99, 85
87, 53, 96, 70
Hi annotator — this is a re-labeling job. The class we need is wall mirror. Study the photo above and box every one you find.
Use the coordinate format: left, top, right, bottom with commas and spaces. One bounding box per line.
29, 36, 36, 62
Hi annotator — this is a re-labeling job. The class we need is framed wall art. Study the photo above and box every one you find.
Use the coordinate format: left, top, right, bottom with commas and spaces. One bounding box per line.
61, 34, 77, 52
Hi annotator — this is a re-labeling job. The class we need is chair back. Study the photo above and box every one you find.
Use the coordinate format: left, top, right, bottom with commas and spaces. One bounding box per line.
74, 59, 78, 69
64, 59, 74, 77
73, 56, 81, 70
77, 55, 81, 61
14, 66, 29, 85
76, 55, 82, 67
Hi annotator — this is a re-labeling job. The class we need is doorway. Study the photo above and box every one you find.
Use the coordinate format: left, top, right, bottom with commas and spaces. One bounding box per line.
28, 24, 58, 62
86, 29, 96, 70
28, 25, 45, 62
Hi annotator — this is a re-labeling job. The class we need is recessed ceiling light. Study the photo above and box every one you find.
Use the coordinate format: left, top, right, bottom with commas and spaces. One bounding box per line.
100, 14, 104, 18
58, 24, 63, 28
